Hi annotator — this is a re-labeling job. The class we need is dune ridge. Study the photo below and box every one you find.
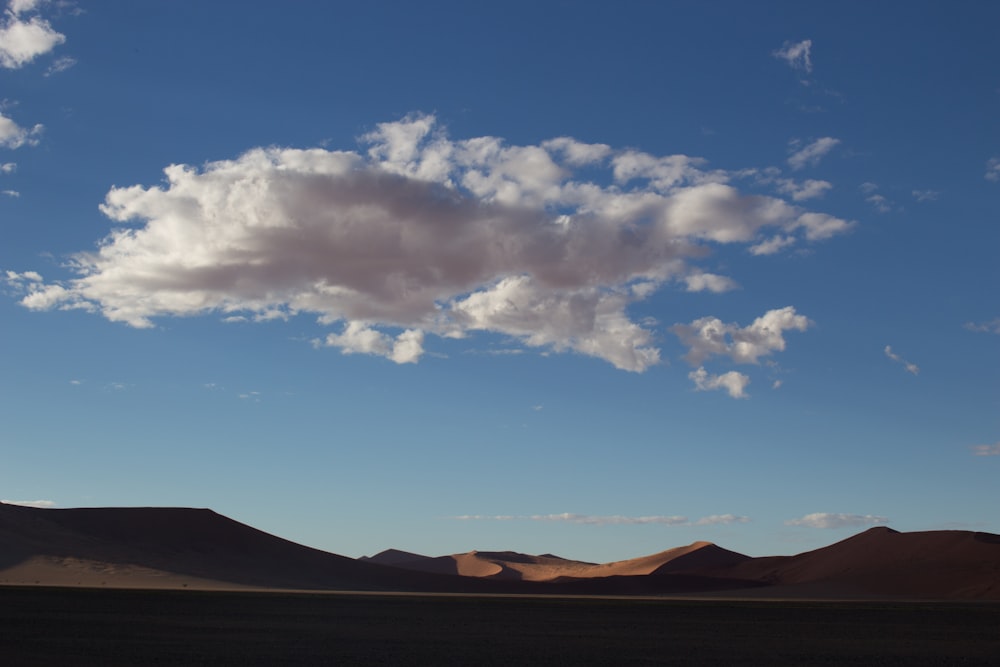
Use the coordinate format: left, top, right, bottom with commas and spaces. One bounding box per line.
2, 503, 998, 599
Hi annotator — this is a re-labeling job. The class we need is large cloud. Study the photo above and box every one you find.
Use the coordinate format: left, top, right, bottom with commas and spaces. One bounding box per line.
9, 115, 852, 370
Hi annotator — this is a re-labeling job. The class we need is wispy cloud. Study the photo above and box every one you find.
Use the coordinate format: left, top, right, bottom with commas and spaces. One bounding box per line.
911, 189, 939, 202
0, 0, 66, 69
986, 157, 1000, 182
454, 513, 750, 527
788, 137, 840, 170
2, 498, 55, 508
43, 54, 74, 76
0, 161, 14, 173
971, 442, 1000, 456
884, 345, 919, 375
964, 318, 1000, 334
785, 512, 889, 529
773, 39, 813, 74
7, 114, 853, 372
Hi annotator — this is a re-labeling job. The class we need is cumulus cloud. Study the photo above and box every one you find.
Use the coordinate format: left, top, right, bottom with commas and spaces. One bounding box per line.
787, 137, 840, 170
773, 39, 813, 74
0, 111, 43, 148
986, 157, 1000, 182
1, 161, 14, 173
884, 345, 919, 375
2, 498, 55, 507
7, 114, 852, 370
672, 306, 812, 366
688, 366, 750, 399
0, 0, 66, 69
454, 513, 750, 526
971, 442, 1000, 456
785, 513, 889, 529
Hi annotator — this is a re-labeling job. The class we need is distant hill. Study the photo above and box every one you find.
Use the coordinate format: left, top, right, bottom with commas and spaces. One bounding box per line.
3, 503, 998, 599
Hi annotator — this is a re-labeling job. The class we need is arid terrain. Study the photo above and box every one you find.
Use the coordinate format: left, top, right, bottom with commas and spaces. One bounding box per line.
3, 502, 998, 599
2, 502, 1000, 665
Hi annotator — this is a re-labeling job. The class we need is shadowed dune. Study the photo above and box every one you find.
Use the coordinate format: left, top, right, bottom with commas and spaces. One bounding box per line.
0, 503, 761, 595
701, 527, 1000, 599
3, 503, 998, 598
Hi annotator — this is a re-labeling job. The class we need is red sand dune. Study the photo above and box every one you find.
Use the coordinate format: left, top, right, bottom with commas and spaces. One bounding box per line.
704, 527, 1000, 599
3, 503, 998, 599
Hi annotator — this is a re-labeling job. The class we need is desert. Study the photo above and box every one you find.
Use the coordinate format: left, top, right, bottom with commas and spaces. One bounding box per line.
2, 502, 999, 665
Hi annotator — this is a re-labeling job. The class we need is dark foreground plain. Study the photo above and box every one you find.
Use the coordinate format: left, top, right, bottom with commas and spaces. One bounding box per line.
2, 586, 999, 666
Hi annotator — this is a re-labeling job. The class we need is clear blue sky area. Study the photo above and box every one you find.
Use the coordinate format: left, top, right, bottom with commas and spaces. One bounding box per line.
1, 0, 997, 561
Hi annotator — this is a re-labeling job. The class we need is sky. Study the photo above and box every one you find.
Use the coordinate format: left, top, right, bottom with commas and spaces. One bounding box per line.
1, 0, 997, 562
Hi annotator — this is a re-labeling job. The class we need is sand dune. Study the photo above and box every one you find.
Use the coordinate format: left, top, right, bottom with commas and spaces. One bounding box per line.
705, 527, 1000, 599
3, 503, 998, 599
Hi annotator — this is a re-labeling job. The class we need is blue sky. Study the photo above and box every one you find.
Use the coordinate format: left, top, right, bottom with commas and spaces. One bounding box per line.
1, 0, 997, 562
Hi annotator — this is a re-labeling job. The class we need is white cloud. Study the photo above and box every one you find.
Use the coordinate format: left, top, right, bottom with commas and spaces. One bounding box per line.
0, 111, 43, 148
964, 318, 1000, 334
786, 513, 889, 529
2, 188, 17, 197
43, 53, 74, 76
787, 137, 840, 170
672, 306, 813, 366
884, 345, 919, 375
0, 161, 15, 173
866, 193, 892, 213
776, 178, 832, 201
688, 366, 750, 399
986, 157, 1000, 182
8, 115, 852, 371
682, 272, 739, 293
971, 442, 1000, 456
454, 513, 750, 526
911, 189, 939, 202
2, 498, 55, 508
0, 1, 66, 69
773, 39, 813, 74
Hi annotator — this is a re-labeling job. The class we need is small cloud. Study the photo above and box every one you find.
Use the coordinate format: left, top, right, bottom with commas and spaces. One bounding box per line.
884, 345, 919, 375
2, 188, 18, 197
673, 306, 812, 366
0, 111, 44, 148
453, 513, 750, 526
68, 379, 82, 385
773, 39, 813, 74
776, 178, 833, 201
531, 404, 543, 411
2, 499, 55, 508
971, 442, 1000, 456
238, 390, 261, 400
964, 318, 1000, 334
785, 512, 889, 529
0, 162, 15, 173
688, 366, 750, 399
43, 54, 75, 76
0, 1, 67, 69
986, 157, 1000, 182
682, 272, 739, 293
787, 137, 840, 170
772, 379, 783, 389
911, 189, 939, 202
866, 194, 892, 213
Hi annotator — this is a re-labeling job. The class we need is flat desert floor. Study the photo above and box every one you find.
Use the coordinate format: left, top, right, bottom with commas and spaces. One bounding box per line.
2, 586, 999, 666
